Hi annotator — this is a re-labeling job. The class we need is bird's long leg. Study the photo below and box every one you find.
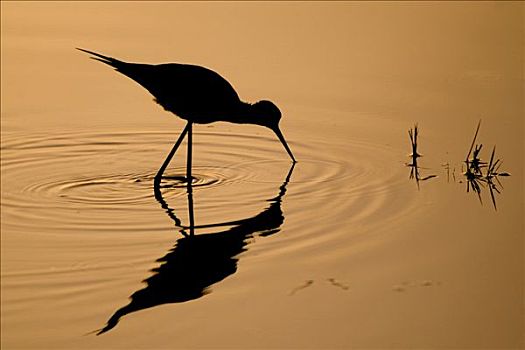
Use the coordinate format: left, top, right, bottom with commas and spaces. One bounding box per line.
153, 122, 191, 187
186, 122, 193, 184
186, 123, 195, 235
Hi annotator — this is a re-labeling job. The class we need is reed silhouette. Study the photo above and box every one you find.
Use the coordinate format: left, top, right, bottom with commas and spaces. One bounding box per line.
77, 48, 296, 189
95, 164, 295, 335
463, 120, 510, 210
405, 121, 510, 209
406, 124, 436, 188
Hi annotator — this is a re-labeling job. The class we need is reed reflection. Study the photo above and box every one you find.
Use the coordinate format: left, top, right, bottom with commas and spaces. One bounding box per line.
96, 164, 295, 335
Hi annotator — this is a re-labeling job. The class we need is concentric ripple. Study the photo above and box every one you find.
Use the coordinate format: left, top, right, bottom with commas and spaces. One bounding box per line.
1, 126, 416, 244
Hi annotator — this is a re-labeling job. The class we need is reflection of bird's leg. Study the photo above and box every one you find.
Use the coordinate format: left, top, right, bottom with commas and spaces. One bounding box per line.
187, 185, 195, 236
154, 122, 191, 186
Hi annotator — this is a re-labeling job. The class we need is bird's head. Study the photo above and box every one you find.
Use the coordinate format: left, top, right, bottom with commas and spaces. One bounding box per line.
251, 100, 282, 129
251, 100, 296, 163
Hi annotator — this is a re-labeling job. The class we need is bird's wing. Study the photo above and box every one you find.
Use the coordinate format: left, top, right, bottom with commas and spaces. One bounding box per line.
117, 63, 243, 120
77, 48, 243, 121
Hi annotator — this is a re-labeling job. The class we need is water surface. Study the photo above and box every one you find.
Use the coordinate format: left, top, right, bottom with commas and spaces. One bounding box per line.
1, 2, 523, 348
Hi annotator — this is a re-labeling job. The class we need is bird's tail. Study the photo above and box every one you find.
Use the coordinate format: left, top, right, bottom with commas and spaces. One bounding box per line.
76, 48, 124, 69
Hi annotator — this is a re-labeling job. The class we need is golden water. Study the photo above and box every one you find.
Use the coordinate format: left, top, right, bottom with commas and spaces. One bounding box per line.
1, 2, 523, 348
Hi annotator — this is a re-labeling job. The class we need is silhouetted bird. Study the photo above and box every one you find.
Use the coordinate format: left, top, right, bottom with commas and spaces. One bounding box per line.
77, 48, 296, 185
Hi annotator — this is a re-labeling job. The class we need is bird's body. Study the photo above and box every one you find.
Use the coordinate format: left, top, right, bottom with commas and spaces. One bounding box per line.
77, 48, 295, 190
115, 62, 247, 125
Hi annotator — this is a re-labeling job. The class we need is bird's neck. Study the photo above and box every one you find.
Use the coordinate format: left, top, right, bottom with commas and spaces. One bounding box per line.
232, 102, 263, 125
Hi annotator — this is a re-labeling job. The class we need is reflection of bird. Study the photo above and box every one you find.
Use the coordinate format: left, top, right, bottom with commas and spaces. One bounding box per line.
95, 164, 295, 335
77, 48, 296, 185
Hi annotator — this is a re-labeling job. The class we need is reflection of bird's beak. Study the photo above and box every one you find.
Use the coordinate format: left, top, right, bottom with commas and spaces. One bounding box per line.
272, 127, 296, 163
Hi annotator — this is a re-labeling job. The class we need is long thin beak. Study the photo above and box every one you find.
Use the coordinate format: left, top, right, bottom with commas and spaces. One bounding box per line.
273, 127, 296, 163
